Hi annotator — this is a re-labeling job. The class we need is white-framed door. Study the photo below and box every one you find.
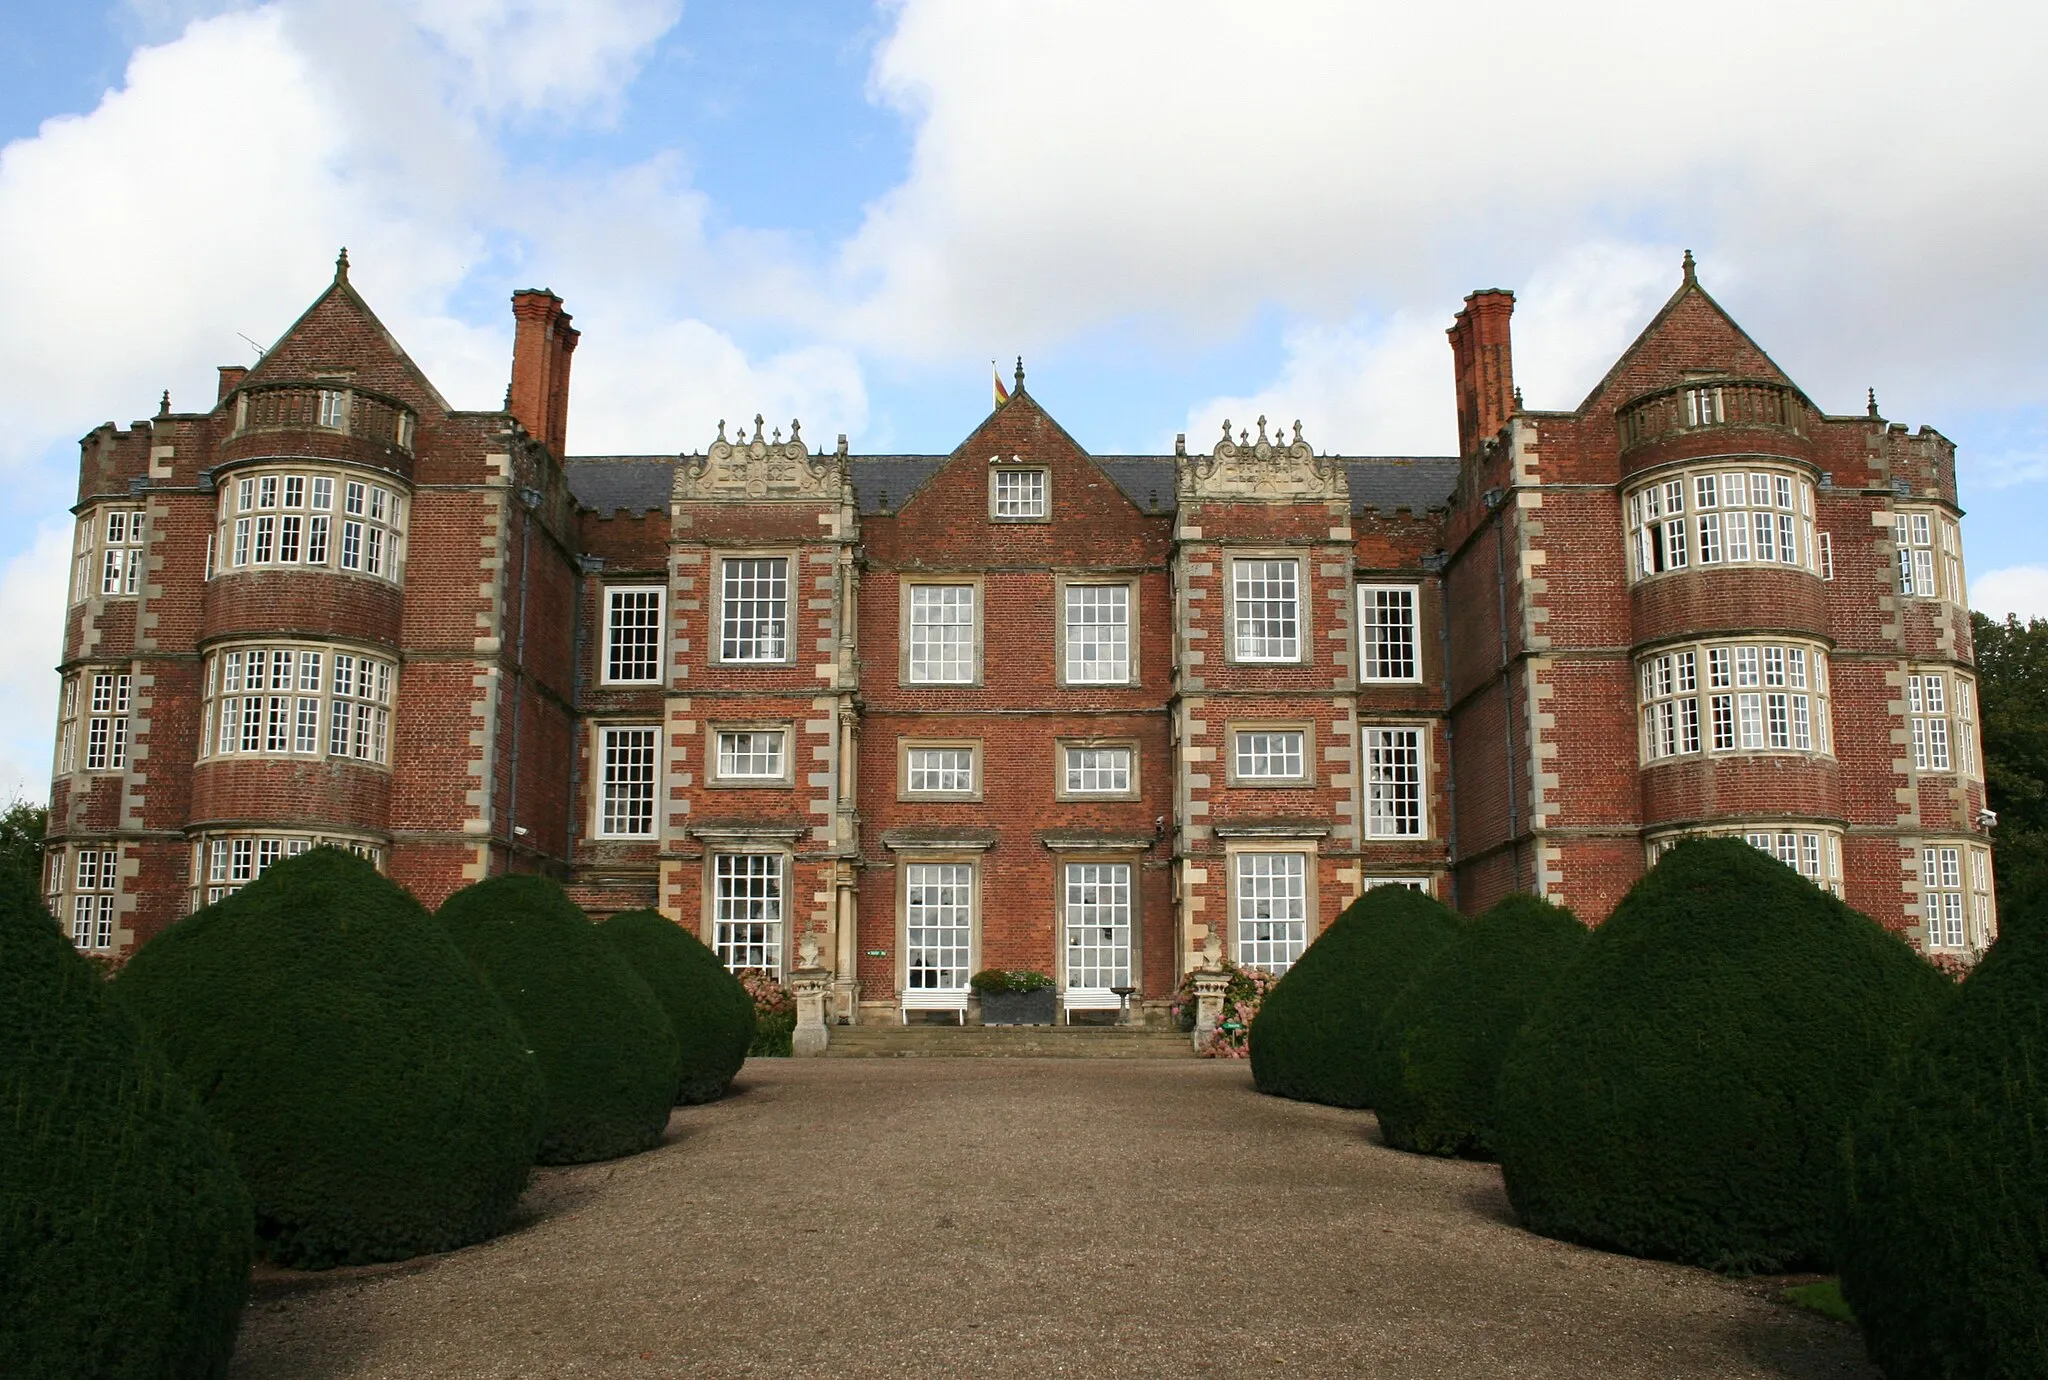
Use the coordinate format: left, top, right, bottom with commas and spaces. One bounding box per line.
1063, 860, 1132, 1010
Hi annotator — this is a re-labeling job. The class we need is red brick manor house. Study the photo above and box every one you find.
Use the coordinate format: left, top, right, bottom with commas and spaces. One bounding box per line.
45, 252, 1994, 1019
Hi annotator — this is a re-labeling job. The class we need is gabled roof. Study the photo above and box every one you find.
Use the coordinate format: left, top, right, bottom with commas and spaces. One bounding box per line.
239, 252, 454, 416
1575, 254, 1807, 415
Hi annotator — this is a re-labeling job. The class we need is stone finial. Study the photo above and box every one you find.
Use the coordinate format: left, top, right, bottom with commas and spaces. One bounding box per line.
1513, 385, 1525, 410
1014, 356, 1025, 392
335, 247, 350, 283
1867, 387, 1881, 418
158, 390, 171, 417
1681, 249, 1696, 284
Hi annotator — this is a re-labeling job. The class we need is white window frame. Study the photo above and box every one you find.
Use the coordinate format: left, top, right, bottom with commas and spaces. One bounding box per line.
1229, 556, 1304, 664
1358, 584, 1421, 683
902, 860, 977, 995
602, 585, 665, 685
712, 852, 785, 973
1057, 740, 1138, 800
1627, 465, 1817, 583
709, 726, 792, 786
1062, 860, 1133, 996
903, 580, 980, 685
1232, 851, 1311, 974
990, 467, 1049, 521
1363, 725, 1426, 838
1058, 580, 1133, 686
715, 554, 792, 664
1228, 725, 1310, 785
596, 724, 659, 838
900, 740, 981, 800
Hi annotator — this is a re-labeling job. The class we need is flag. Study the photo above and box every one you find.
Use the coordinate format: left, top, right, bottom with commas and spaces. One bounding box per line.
992, 361, 1010, 407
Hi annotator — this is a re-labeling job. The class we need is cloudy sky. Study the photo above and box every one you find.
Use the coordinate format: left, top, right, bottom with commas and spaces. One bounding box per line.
2, 0, 2044, 799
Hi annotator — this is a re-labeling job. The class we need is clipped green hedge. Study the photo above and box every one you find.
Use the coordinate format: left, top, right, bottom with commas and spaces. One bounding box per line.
1249, 884, 1463, 1108
1838, 893, 2048, 1376
1368, 893, 1590, 1159
598, 910, 754, 1104
112, 848, 544, 1269
440, 875, 679, 1163
1495, 838, 1953, 1273
1, 872, 252, 1377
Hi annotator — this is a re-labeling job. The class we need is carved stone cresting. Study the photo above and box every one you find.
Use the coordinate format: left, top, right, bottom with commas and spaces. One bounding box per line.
676, 413, 849, 502
1178, 415, 1346, 503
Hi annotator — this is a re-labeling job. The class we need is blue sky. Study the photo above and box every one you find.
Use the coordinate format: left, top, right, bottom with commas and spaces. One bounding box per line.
1, 0, 2043, 798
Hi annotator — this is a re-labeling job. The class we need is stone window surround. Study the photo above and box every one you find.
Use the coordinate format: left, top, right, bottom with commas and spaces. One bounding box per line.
705, 721, 796, 788
1223, 719, 1316, 788
1221, 836, 1322, 975
897, 573, 986, 688
988, 464, 1051, 523
1053, 737, 1142, 801
1223, 549, 1312, 666
897, 737, 983, 802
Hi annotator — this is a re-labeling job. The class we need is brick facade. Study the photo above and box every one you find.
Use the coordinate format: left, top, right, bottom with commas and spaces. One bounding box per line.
42, 252, 1995, 1016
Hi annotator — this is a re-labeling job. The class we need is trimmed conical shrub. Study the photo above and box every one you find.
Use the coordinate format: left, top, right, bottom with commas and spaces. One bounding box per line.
1249, 884, 1463, 1108
598, 909, 755, 1104
1837, 896, 2048, 1376
440, 875, 679, 1164
1, 873, 251, 1377
112, 848, 544, 1269
1368, 892, 1591, 1159
1495, 838, 1953, 1273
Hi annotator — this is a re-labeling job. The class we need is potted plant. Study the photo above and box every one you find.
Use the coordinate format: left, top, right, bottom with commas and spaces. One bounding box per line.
972, 968, 1058, 1025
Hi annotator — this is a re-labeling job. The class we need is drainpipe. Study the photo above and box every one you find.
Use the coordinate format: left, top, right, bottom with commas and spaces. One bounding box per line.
1489, 489, 1522, 892
502, 481, 539, 873
1426, 553, 1459, 911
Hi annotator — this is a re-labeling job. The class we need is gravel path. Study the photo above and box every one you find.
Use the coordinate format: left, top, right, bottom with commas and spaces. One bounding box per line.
229, 1059, 1875, 1379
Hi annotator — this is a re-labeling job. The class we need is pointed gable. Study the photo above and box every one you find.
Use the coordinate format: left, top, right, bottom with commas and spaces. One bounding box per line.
238, 255, 453, 418
1576, 258, 1809, 417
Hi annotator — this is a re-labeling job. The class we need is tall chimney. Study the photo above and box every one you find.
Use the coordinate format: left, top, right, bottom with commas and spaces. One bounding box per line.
1447, 289, 1516, 457
509, 290, 579, 457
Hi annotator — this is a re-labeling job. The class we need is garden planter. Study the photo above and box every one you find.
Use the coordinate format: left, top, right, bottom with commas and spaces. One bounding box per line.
979, 989, 1058, 1025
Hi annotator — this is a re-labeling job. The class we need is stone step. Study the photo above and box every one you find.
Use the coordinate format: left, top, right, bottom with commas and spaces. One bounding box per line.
815, 1024, 1197, 1059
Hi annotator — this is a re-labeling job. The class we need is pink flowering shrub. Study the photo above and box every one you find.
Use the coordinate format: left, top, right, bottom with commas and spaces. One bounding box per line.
1171, 961, 1279, 1059
735, 969, 795, 1056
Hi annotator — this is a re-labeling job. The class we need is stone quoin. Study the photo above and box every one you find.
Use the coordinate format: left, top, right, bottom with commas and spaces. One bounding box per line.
42, 251, 1995, 1021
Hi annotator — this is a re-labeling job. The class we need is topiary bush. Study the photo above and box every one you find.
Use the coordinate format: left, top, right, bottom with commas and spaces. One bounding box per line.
1249, 884, 1464, 1108
1495, 838, 1954, 1273
440, 875, 679, 1163
1837, 891, 2048, 1376
598, 910, 754, 1104
1, 871, 252, 1377
111, 848, 544, 1269
1368, 892, 1591, 1158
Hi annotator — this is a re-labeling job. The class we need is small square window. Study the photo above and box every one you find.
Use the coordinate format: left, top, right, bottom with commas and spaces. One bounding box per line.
903, 742, 979, 798
1231, 728, 1308, 784
991, 468, 1048, 520
713, 728, 788, 784
1059, 742, 1137, 799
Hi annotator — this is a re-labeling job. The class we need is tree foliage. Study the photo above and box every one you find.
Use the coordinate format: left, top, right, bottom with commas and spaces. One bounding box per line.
1838, 886, 2048, 1377
1495, 838, 1953, 1273
598, 910, 754, 1104
112, 848, 545, 1268
1971, 612, 2048, 923
2, 871, 252, 1377
439, 875, 679, 1164
1248, 885, 1464, 1108
1367, 893, 1591, 1158
0, 798, 47, 895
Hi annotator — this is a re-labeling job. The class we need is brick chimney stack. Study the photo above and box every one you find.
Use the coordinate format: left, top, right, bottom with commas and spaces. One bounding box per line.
1447, 289, 1516, 457
217, 365, 248, 404
509, 289, 579, 457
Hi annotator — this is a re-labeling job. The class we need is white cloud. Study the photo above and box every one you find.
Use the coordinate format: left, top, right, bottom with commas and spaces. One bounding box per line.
1972, 567, 2048, 625
843, 0, 2048, 428
1181, 239, 1679, 455
0, 523, 73, 805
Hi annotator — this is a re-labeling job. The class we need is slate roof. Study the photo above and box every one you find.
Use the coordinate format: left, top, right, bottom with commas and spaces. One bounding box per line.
563, 452, 1461, 518
564, 456, 675, 516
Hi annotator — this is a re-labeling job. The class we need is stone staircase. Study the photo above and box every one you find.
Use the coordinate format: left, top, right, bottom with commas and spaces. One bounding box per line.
816, 1023, 1197, 1059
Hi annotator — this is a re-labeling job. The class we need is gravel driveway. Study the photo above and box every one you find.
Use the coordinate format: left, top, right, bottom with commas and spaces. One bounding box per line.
229, 1059, 1875, 1379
